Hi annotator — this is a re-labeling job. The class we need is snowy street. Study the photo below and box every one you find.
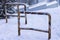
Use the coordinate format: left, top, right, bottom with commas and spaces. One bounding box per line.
0, 6, 60, 40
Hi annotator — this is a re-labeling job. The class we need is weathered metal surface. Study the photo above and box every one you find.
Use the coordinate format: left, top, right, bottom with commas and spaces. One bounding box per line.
19, 11, 51, 40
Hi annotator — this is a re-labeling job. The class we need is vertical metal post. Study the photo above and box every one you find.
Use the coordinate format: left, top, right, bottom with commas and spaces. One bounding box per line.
24, 5, 27, 24
48, 14, 51, 40
5, 5, 8, 23
17, 5, 20, 36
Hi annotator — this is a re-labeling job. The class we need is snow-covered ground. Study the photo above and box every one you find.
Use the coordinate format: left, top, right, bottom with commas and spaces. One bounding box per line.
0, 6, 60, 40
36, 6, 60, 40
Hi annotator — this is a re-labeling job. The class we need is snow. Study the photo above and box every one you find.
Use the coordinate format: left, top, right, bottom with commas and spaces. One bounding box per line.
46, 1, 57, 6
29, 2, 46, 9
14, 5, 24, 9
14, 4, 29, 9
0, 5, 60, 40
36, 6, 60, 40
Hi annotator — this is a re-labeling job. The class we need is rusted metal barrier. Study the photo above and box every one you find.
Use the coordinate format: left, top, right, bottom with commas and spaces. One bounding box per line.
19, 11, 51, 40
4, 2, 51, 40
5, 3, 27, 24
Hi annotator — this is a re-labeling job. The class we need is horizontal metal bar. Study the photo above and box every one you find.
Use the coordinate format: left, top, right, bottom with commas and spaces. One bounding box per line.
20, 11, 50, 15
21, 28, 48, 33
7, 15, 25, 17
5, 3, 26, 11
5, 3, 26, 5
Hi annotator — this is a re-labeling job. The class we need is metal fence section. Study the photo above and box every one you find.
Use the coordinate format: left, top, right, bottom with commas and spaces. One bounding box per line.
5, 3, 27, 24
19, 11, 51, 40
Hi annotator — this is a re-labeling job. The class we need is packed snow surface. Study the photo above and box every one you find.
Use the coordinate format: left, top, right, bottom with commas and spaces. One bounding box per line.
0, 6, 60, 40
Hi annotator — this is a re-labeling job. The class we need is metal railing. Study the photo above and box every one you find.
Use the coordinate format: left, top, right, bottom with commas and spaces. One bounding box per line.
5, 3, 27, 24
19, 11, 51, 40
4, 2, 51, 40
